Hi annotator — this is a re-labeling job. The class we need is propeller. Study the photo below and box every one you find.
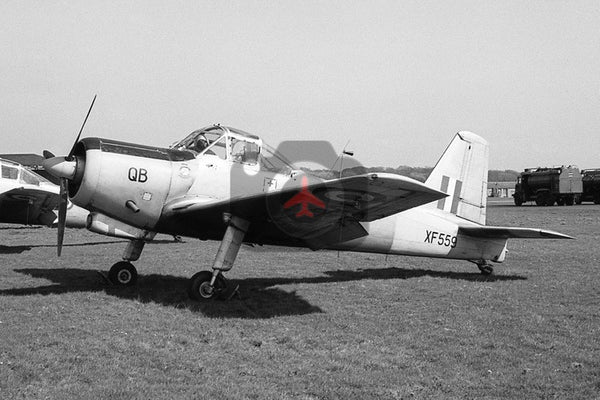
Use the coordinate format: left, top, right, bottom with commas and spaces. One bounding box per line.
57, 178, 68, 256
43, 95, 97, 256
68, 95, 96, 159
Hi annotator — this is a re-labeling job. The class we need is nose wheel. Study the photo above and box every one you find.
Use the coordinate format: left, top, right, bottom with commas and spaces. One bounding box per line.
108, 261, 138, 286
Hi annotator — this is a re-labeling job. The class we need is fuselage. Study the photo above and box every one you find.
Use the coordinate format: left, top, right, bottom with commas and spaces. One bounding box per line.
336, 207, 507, 263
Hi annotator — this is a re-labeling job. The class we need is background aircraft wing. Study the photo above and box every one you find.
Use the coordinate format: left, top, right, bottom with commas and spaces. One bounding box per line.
160, 173, 447, 247
0, 187, 59, 226
458, 226, 573, 239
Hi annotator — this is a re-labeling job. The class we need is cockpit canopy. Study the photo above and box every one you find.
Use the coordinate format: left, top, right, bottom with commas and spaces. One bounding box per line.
0, 158, 51, 186
171, 125, 295, 173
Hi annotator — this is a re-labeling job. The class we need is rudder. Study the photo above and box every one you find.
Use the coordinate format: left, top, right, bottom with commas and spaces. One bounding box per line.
425, 131, 489, 225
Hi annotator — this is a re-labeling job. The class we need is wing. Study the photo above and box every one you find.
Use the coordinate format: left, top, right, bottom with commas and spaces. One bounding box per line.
459, 226, 573, 239
311, 173, 447, 221
160, 173, 447, 247
0, 187, 59, 226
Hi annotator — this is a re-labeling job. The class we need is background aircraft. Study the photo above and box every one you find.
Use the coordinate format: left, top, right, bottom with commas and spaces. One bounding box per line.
0, 157, 88, 228
42, 111, 571, 301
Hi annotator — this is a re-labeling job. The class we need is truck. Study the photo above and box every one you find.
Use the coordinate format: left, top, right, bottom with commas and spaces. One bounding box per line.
578, 168, 600, 204
513, 166, 582, 206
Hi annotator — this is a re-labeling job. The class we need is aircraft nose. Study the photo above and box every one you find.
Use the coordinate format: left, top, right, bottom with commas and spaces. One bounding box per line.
42, 156, 77, 180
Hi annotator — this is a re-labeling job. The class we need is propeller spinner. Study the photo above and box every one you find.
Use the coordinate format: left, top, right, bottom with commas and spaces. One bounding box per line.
42, 95, 97, 256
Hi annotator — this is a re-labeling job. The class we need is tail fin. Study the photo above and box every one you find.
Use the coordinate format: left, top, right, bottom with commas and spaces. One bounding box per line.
425, 131, 489, 225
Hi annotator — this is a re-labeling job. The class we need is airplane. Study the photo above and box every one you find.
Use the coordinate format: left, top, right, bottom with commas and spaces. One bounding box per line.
41, 103, 572, 301
0, 157, 88, 228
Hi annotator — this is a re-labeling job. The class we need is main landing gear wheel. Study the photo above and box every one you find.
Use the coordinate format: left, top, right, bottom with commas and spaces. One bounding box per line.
108, 261, 138, 286
188, 271, 237, 301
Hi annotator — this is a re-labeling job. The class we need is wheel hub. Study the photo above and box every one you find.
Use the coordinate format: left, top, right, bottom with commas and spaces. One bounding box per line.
198, 281, 215, 298
117, 270, 132, 284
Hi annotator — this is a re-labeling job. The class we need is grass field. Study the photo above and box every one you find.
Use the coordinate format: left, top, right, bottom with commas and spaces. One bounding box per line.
0, 202, 598, 399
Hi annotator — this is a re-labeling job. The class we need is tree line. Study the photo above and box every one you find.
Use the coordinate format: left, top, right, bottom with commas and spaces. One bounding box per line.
305, 166, 519, 183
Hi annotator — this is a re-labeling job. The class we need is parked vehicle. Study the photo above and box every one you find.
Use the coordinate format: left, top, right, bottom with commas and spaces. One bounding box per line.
578, 168, 600, 204
513, 166, 582, 206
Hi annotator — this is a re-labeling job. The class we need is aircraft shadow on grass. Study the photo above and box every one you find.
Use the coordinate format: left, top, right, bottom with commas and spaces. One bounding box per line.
0, 226, 43, 230
0, 241, 125, 255
0, 239, 180, 255
0, 266, 526, 319
0, 245, 34, 254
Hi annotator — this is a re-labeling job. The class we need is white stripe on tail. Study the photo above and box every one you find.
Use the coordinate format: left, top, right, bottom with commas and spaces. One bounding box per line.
425, 131, 489, 225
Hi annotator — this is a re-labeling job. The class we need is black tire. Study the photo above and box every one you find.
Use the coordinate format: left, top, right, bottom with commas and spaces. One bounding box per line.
188, 271, 228, 301
514, 194, 523, 206
565, 196, 574, 206
108, 261, 137, 286
536, 191, 554, 206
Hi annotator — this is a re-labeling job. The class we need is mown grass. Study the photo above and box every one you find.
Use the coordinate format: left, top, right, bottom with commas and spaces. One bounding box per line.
0, 202, 598, 399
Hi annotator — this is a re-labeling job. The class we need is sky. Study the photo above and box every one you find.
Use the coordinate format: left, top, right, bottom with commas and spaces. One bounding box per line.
1, 1, 599, 170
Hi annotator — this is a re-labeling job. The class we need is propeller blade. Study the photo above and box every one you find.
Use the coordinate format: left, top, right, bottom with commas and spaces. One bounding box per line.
68, 94, 97, 159
54, 95, 95, 255
57, 178, 68, 256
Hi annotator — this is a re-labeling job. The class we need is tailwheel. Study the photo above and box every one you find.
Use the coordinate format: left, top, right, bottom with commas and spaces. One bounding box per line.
477, 263, 494, 275
108, 261, 138, 286
188, 271, 234, 301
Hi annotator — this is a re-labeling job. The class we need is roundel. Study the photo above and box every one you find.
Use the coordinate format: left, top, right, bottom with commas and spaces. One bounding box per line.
322, 189, 376, 204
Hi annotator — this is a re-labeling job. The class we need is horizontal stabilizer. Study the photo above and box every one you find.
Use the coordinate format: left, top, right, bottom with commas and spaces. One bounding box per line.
459, 226, 573, 240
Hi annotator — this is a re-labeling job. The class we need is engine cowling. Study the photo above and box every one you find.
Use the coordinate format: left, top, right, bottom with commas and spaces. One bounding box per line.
68, 138, 197, 230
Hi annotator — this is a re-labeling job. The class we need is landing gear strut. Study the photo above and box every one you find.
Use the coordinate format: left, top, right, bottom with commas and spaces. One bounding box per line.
188, 214, 250, 301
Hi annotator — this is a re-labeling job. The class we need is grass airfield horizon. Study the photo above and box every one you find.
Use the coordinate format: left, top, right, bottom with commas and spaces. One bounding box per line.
0, 201, 598, 399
